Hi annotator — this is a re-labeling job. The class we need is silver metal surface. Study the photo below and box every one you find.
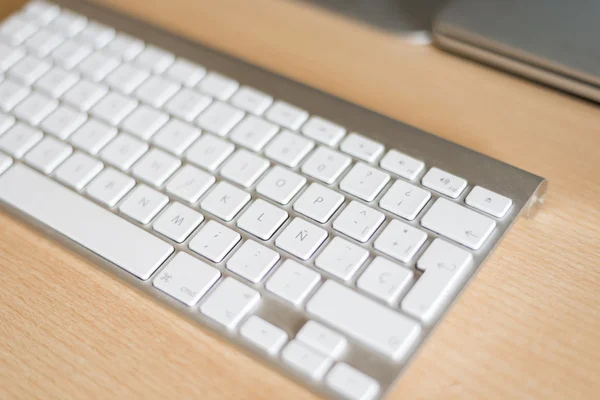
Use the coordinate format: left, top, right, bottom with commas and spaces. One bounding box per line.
1, 1, 547, 399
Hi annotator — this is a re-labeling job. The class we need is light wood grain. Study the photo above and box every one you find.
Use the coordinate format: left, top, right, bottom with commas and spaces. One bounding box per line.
1, 0, 600, 399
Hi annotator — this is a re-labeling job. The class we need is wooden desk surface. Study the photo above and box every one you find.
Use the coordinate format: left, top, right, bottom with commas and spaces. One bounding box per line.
2, 0, 599, 399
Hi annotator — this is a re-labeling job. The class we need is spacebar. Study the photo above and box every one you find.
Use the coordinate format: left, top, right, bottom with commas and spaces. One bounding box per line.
0, 164, 174, 280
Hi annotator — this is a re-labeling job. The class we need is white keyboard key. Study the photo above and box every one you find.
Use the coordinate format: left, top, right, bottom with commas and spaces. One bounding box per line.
48, 10, 86, 37
100, 133, 148, 171
119, 184, 168, 224
220, 149, 269, 188
281, 340, 333, 381
380, 149, 424, 181
134, 75, 179, 108
293, 183, 344, 223
0, 16, 37, 46
22, 1, 60, 25
105, 63, 149, 94
69, 118, 116, 154
0, 164, 172, 280
315, 237, 368, 281
297, 321, 347, 359
90, 91, 138, 125
264, 130, 314, 168
227, 240, 280, 283
326, 363, 379, 400
185, 133, 234, 171
86, 167, 135, 207
189, 220, 241, 263
8, 55, 51, 85
76, 21, 115, 48
105, 33, 144, 61
265, 101, 308, 130
165, 164, 215, 203
200, 181, 251, 221
333, 201, 385, 243
164, 59, 206, 87
12, 91, 57, 126
401, 239, 472, 323
340, 132, 384, 163
132, 148, 181, 187
61, 79, 108, 111
163, 88, 211, 122
120, 104, 168, 140
230, 86, 273, 115
152, 119, 200, 156
0, 79, 30, 112
421, 198, 496, 250
134, 45, 174, 74
301, 146, 351, 184
0, 123, 43, 158
229, 115, 278, 151
0, 113, 15, 134
0, 43, 25, 73
265, 259, 320, 306
374, 219, 427, 263
200, 277, 260, 329
195, 101, 244, 137
421, 167, 467, 198
196, 71, 239, 100
307, 280, 421, 361
236, 198, 288, 240
51, 39, 92, 69
54, 151, 103, 190
34, 67, 79, 97
240, 316, 288, 356
24, 136, 72, 174
301, 116, 345, 146
77, 51, 120, 81
357, 257, 414, 304
379, 179, 431, 221
25, 28, 64, 57
153, 202, 204, 243
465, 186, 512, 218
256, 166, 306, 205
339, 162, 390, 202
153, 252, 220, 306
275, 217, 328, 260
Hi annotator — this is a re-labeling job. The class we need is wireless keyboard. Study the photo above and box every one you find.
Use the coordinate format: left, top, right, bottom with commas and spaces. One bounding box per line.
0, 1, 547, 399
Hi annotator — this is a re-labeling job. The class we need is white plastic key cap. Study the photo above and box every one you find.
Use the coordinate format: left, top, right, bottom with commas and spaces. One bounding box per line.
85, 167, 135, 207
189, 220, 241, 263
119, 184, 168, 224
61, 79, 108, 111
34, 66, 79, 98
275, 217, 328, 260
0, 16, 37, 46
256, 165, 306, 205
315, 237, 369, 281
153, 202, 204, 243
54, 151, 104, 190
195, 101, 245, 137
164, 59, 206, 87
152, 119, 200, 156
379, 149, 424, 181
69, 118, 117, 155
105, 33, 144, 61
51, 39, 92, 69
8, 55, 51, 86
301, 146, 351, 184
374, 219, 428, 263
236, 198, 288, 240
40, 105, 87, 140
90, 91, 138, 126
465, 186, 512, 218
120, 104, 168, 140
0, 43, 24, 73
306, 280, 421, 361
421, 167, 467, 199
200, 277, 260, 329
77, 51, 120, 82
0, 123, 43, 158
333, 201, 385, 243
340, 133, 384, 163
401, 239, 472, 323
24, 136, 72, 174
282, 341, 333, 381
196, 71, 239, 101
134, 45, 174, 74
301, 116, 345, 146
134, 75, 179, 108
0, 113, 15, 135
357, 257, 414, 304
265, 101, 308, 130
265, 259, 321, 306
24, 28, 64, 58
229, 115, 279, 152
200, 181, 251, 221
264, 130, 314, 168
240, 316, 288, 356
326, 363, 380, 400
0, 164, 173, 280
100, 133, 148, 171
379, 179, 431, 221
421, 198, 496, 250
296, 321, 347, 358
165, 164, 215, 204
0, 153, 13, 175
12, 91, 57, 126
163, 88, 211, 122
226, 240, 280, 283
105, 63, 149, 94
48, 10, 87, 37
230, 86, 273, 115
153, 252, 220, 306
339, 162, 390, 202
185, 133, 234, 171
293, 182, 344, 223
22, 1, 60, 25
131, 148, 181, 187
220, 149, 270, 188
0, 79, 30, 112
76, 21, 115, 49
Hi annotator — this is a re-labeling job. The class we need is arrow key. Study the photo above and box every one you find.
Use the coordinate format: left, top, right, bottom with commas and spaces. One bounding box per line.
240, 315, 288, 355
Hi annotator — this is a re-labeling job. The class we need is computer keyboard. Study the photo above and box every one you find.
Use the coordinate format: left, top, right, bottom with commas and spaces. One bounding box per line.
0, 1, 547, 399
